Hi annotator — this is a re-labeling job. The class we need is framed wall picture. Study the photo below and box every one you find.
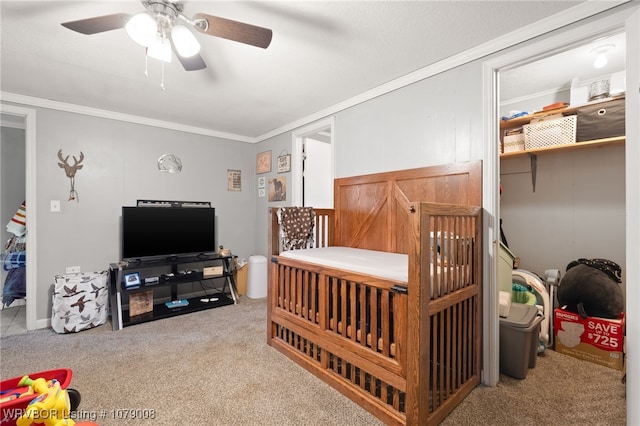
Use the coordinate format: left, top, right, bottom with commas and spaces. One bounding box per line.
256, 151, 272, 174
268, 177, 286, 202
124, 272, 141, 289
227, 169, 242, 192
277, 154, 291, 173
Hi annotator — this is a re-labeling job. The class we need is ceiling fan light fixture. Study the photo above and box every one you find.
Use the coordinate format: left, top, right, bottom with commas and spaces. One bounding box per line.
125, 12, 157, 47
590, 44, 615, 69
147, 34, 172, 63
171, 24, 200, 57
593, 53, 608, 69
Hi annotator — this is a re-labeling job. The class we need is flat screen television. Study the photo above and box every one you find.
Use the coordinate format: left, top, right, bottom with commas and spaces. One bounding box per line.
121, 206, 215, 260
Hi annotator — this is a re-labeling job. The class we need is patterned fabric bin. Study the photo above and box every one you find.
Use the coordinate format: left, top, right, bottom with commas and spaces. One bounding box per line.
52, 271, 109, 333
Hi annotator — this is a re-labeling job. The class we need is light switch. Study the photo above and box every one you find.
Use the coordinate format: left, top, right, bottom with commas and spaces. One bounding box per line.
50, 200, 60, 212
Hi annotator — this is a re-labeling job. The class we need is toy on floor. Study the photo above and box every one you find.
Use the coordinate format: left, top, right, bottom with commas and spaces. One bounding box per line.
16, 375, 74, 426
0, 369, 95, 426
557, 258, 624, 319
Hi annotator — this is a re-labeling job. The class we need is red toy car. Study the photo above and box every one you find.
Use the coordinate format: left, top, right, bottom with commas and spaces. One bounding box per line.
0, 369, 81, 426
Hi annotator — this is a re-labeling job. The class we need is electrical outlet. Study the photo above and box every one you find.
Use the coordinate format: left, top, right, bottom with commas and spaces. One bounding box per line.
66, 266, 81, 274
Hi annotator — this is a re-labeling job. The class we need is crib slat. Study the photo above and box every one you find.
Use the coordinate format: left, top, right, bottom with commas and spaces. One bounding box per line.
370, 287, 378, 352
430, 313, 437, 411
452, 303, 459, 390
295, 267, 301, 314
360, 285, 367, 348
277, 264, 283, 308
301, 270, 308, 320
381, 289, 390, 357
284, 265, 291, 312
311, 272, 318, 324
340, 279, 347, 338
349, 282, 357, 342
393, 291, 407, 374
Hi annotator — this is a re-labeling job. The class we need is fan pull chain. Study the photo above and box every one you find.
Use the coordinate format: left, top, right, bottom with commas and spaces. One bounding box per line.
144, 55, 149, 78
161, 62, 166, 91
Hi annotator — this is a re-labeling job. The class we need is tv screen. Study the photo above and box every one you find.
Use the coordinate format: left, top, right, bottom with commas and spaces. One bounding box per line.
121, 206, 215, 260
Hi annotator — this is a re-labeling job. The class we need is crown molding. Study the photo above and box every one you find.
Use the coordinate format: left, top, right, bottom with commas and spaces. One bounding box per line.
254, 0, 630, 142
0, 92, 253, 143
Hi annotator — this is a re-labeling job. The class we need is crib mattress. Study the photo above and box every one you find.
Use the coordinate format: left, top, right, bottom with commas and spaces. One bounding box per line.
278, 247, 408, 283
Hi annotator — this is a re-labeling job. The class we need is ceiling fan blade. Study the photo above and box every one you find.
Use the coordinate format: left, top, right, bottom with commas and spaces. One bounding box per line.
177, 53, 207, 71
170, 39, 207, 71
192, 13, 272, 49
61, 13, 130, 35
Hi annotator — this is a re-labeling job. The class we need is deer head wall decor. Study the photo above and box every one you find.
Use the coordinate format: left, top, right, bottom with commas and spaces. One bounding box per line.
57, 149, 84, 201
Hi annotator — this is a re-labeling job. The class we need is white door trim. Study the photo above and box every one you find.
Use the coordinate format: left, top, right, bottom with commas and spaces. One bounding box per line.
291, 117, 335, 207
0, 103, 37, 331
482, 5, 637, 387
624, 8, 640, 424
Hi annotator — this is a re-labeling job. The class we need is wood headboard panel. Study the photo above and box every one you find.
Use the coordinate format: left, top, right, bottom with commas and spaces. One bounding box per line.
333, 160, 482, 253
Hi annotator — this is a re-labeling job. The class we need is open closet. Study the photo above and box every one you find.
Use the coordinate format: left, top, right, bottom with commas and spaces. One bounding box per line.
497, 30, 627, 366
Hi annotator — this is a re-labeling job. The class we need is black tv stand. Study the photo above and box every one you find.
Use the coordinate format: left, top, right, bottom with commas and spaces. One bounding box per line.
108, 253, 238, 330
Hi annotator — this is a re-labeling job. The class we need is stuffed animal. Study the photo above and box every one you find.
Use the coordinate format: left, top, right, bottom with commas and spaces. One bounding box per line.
557, 258, 624, 319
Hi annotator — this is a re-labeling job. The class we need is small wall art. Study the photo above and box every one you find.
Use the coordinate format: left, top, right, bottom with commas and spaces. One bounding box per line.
268, 177, 287, 202
57, 149, 84, 201
256, 150, 271, 174
227, 169, 242, 191
277, 153, 291, 173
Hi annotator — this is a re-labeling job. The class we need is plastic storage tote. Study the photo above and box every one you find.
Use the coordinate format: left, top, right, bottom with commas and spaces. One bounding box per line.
499, 303, 543, 379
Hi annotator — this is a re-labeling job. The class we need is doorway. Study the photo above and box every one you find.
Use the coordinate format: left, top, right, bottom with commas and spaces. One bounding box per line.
499, 32, 626, 284
483, 7, 638, 388
0, 105, 37, 332
1, 114, 26, 335
291, 117, 334, 208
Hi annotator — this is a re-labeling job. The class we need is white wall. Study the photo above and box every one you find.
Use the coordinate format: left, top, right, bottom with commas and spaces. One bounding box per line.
22, 107, 255, 322
336, 62, 482, 178
303, 137, 332, 208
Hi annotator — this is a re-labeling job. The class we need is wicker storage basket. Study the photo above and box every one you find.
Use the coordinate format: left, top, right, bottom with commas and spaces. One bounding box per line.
503, 133, 525, 153
524, 115, 577, 149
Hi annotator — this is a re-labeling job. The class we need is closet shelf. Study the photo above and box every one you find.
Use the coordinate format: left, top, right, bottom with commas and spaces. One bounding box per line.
500, 136, 625, 159
500, 95, 626, 159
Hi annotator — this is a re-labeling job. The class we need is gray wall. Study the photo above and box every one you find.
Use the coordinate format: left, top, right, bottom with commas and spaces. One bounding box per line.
253, 60, 486, 257
30, 108, 255, 321
252, 132, 292, 257
500, 144, 626, 290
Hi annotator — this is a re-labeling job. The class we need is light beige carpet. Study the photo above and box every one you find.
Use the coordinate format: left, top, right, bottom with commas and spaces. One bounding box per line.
0, 298, 626, 425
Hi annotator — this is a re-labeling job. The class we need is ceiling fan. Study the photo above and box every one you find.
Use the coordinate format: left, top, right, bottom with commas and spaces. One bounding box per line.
61, 0, 273, 72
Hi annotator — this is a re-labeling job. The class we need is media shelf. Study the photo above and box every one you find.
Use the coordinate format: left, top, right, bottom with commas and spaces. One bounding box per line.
108, 253, 238, 330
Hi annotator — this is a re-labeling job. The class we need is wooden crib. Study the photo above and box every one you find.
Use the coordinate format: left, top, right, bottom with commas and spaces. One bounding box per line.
267, 161, 482, 425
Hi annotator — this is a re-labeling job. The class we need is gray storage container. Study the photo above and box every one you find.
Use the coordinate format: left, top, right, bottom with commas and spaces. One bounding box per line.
499, 303, 543, 379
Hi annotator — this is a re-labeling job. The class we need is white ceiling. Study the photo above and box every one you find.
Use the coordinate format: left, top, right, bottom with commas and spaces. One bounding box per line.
0, 1, 625, 142
500, 31, 626, 105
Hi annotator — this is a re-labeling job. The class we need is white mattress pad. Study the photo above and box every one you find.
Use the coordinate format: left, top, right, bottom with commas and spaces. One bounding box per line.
278, 247, 408, 283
